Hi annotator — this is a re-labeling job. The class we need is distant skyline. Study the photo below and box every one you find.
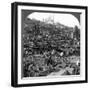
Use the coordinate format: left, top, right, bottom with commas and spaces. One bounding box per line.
27, 12, 80, 28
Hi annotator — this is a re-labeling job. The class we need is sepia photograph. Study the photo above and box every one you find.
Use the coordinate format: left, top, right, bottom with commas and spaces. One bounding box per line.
11, 2, 88, 87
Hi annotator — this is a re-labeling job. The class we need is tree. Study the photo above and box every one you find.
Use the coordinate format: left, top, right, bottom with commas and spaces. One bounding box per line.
74, 26, 80, 41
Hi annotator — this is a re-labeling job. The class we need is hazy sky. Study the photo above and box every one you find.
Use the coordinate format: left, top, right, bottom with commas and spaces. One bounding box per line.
27, 12, 80, 28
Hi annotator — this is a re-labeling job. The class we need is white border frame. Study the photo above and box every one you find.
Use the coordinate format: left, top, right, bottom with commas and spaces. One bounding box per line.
18, 5, 86, 84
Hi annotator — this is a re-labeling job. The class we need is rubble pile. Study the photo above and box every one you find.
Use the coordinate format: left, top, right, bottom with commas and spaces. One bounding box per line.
23, 18, 80, 77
